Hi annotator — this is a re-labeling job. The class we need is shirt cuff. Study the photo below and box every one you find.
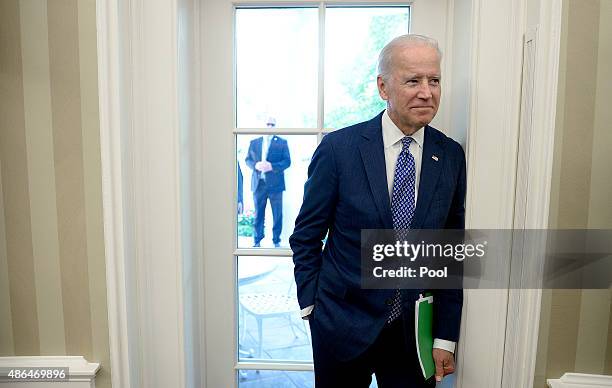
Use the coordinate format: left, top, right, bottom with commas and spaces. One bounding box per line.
300, 305, 314, 320
433, 338, 456, 353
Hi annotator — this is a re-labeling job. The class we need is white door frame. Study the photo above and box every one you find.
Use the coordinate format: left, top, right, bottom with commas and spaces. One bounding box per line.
501, 0, 563, 387
95, 0, 564, 387
457, 0, 523, 385
458, 0, 563, 386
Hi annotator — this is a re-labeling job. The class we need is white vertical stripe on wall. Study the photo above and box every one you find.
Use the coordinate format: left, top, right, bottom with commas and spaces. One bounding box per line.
587, 0, 612, 229
19, 0, 66, 356
0, 163, 15, 355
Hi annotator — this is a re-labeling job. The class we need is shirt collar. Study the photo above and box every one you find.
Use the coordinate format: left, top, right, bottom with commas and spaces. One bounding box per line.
381, 110, 424, 150
263, 134, 274, 145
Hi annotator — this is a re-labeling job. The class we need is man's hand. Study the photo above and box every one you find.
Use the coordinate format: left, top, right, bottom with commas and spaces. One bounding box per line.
261, 161, 272, 172
254, 161, 273, 172
432, 348, 455, 382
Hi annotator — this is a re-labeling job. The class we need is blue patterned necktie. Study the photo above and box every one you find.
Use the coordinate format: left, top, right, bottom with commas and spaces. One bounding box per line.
387, 136, 416, 323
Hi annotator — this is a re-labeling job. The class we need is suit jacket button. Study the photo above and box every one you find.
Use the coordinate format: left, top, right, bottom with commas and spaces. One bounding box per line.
385, 298, 394, 306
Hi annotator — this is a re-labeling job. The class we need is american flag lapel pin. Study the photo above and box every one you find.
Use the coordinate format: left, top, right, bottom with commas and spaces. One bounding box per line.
432, 155, 439, 161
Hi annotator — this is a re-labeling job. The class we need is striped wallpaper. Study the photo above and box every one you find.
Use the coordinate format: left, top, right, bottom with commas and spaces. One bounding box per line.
0, 1, 111, 388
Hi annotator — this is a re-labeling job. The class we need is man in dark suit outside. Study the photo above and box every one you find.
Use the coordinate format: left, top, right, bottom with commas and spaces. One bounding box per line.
290, 34, 466, 387
246, 118, 291, 248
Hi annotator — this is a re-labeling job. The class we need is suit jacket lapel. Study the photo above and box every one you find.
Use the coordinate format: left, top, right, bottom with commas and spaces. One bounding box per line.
359, 114, 393, 229
411, 126, 444, 229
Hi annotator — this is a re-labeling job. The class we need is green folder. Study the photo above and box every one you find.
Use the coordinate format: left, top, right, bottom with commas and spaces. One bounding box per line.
415, 293, 435, 380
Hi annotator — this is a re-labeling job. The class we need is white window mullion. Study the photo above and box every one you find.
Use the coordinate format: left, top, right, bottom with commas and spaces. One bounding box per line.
233, 128, 321, 135
236, 361, 314, 371
317, 2, 326, 133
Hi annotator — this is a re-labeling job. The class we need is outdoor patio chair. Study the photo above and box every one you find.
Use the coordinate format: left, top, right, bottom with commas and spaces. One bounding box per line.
239, 281, 311, 359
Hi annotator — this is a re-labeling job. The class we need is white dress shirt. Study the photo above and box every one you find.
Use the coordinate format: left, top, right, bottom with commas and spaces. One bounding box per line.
261, 135, 273, 162
299, 111, 455, 353
260, 135, 273, 179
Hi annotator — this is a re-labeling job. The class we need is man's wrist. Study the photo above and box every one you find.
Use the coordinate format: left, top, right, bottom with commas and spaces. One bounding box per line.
300, 305, 314, 320
433, 338, 456, 353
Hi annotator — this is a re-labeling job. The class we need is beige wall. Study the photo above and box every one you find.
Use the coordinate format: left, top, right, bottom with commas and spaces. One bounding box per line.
534, 0, 612, 386
0, 1, 111, 387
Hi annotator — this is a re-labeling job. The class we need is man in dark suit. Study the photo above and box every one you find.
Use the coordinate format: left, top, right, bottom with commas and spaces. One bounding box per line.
290, 34, 465, 387
245, 118, 291, 247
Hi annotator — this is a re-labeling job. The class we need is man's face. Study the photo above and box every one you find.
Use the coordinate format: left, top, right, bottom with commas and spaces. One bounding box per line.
377, 44, 441, 135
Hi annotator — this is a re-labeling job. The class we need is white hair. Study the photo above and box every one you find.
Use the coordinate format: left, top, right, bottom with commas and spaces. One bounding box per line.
377, 34, 442, 80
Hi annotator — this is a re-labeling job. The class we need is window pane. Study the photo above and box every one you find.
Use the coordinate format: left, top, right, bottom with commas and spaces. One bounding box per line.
324, 7, 410, 129
237, 134, 317, 249
238, 256, 313, 362
236, 8, 318, 128
238, 370, 314, 387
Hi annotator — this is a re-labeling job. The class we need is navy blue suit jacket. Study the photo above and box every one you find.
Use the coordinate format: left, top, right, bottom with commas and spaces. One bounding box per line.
245, 136, 291, 193
290, 112, 465, 361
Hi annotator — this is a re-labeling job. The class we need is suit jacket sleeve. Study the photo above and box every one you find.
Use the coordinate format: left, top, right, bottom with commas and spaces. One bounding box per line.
290, 135, 338, 309
433, 142, 466, 342
245, 140, 257, 170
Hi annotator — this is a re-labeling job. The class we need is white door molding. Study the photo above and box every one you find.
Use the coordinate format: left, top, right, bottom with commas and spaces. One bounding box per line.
501, 0, 563, 387
96, 0, 187, 387
96, 0, 133, 386
460, 0, 564, 385
457, 0, 526, 387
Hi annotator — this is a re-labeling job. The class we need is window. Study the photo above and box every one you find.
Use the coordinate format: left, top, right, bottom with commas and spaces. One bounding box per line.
234, 5, 410, 386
